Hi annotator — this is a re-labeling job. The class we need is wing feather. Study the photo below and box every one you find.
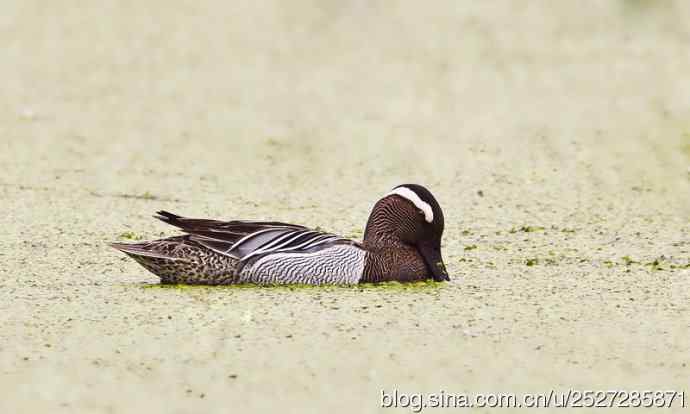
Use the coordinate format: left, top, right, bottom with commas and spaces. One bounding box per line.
153, 211, 354, 261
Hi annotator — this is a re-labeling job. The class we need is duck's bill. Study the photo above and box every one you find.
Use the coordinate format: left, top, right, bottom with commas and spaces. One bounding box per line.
418, 243, 450, 282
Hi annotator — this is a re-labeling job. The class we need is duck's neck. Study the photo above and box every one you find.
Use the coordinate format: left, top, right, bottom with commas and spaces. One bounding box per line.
361, 228, 428, 283
360, 241, 429, 283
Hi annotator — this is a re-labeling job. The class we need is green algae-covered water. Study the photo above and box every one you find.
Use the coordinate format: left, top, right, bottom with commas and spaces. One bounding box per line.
2, 1, 689, 413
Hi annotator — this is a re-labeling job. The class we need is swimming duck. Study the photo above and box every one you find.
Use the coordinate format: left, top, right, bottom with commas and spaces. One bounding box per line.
111, 184, 448, 285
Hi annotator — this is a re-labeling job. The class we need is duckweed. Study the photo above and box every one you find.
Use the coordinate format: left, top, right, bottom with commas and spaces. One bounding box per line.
519, 225, 546, 233
118, 231, 143, 240
621, 256, 638, 266
142, 280, 446, 291
645, 258, 664, 271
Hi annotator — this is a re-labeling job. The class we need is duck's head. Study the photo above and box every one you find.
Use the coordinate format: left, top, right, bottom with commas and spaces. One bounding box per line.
364, 184, 449, 281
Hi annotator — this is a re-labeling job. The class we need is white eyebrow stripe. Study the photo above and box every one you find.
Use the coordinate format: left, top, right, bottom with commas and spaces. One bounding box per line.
386, 187, 434, 223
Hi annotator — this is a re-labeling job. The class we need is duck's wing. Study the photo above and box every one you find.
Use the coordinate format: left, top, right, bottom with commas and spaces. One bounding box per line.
154, 211, 354, 261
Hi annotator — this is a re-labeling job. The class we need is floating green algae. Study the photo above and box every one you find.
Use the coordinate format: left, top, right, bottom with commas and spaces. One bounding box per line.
118, 231, 143, 240
520, 225, 546, 233
509, 225, 546, 234
621, 256, 638, 266
141, 279, 446, 291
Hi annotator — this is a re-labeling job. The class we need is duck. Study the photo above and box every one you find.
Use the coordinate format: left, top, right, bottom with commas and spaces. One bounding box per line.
111, 184, 449, 285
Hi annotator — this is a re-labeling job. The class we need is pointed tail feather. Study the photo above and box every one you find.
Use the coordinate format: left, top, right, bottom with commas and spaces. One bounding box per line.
109, 242, 177, 260
154, 210, 183, 224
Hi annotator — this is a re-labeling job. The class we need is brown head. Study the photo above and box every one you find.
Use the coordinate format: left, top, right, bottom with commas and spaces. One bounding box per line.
363, 184, 449, 281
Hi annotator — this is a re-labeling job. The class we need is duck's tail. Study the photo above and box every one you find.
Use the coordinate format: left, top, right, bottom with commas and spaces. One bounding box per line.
110, 237, 239, 285
110, 242, 176, 259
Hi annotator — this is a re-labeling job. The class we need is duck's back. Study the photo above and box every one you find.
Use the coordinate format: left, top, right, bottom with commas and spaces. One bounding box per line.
111, 211, 365, 285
